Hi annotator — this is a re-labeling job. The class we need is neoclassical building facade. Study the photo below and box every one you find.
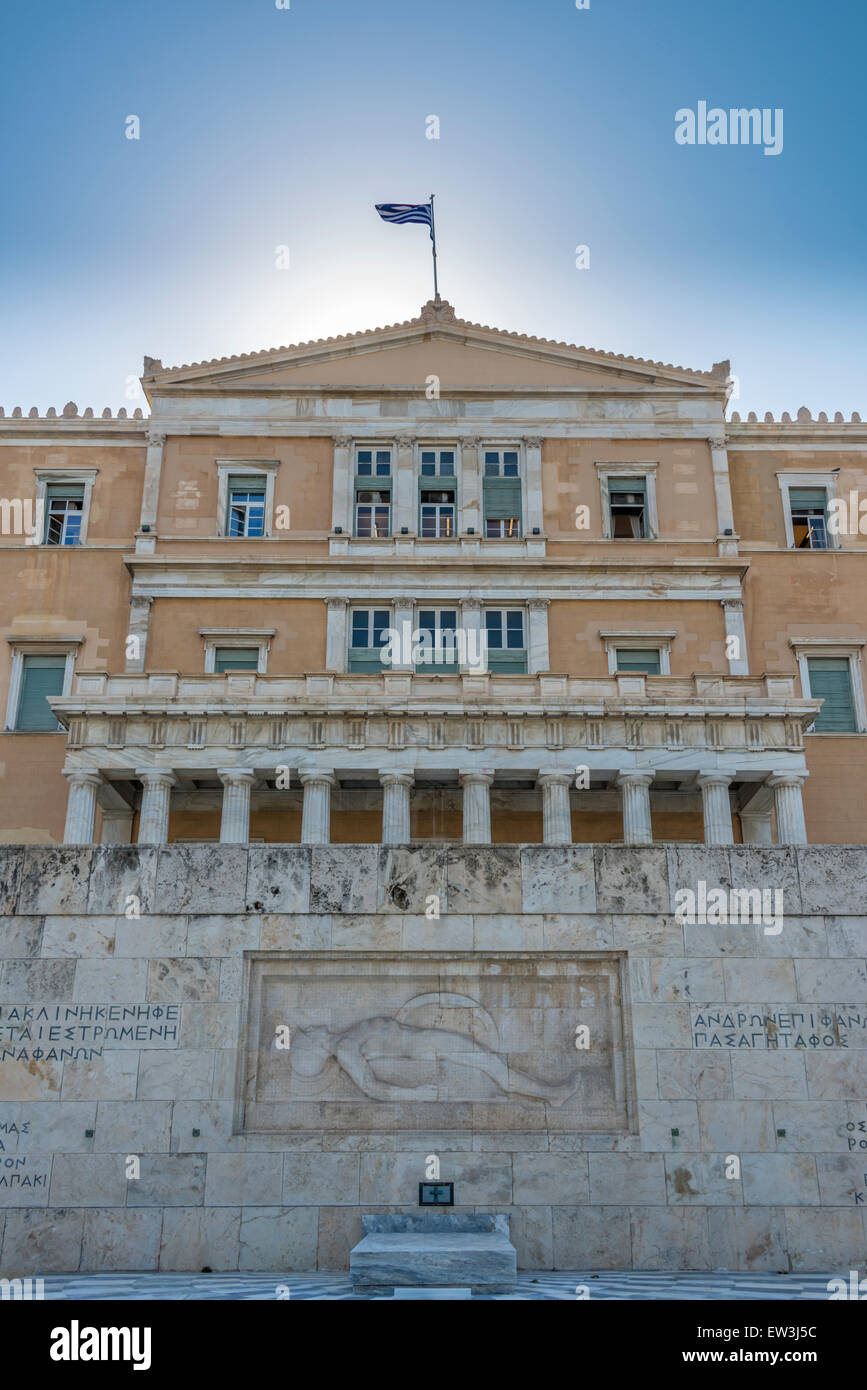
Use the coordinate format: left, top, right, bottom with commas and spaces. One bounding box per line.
1, 298, 866, 850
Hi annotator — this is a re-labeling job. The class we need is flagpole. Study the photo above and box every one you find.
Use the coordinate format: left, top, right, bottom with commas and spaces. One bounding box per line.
430, 193, 439, 302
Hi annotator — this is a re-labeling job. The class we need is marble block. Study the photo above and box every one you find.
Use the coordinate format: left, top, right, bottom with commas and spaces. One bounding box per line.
350, 1213, 516, 1289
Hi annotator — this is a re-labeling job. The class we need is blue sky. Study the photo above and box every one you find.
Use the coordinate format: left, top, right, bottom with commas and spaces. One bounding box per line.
2, 0, 865, 416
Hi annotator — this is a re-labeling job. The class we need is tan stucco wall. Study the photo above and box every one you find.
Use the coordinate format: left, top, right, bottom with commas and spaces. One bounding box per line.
731, 449, 867, 551
548, 599, 728, 677
156, 436, 333, 541
147, 598, 326, 673
0, 443, 145, 547
543, 438, 719, 549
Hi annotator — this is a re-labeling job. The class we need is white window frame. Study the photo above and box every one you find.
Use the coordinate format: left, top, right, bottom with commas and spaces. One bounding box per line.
34, 469, 98, 546
484, 606, 527, 652
349, 607, 393, 650
354, 445, 393, 479
4, 636, 82, 730
216, 461, 279, 538
200, 629, 275, 675
419, 500, 457, 538
418, 446, 457, 480
480, 442, 526, 540
596, 462, 659, 540
777, 472, 840, 551
414, 606, 460, 668
790, 638, 867, 733
601, 630, 675, 675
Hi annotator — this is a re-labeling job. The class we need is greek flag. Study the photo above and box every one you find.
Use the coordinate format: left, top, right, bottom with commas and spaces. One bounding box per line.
375, 202, 433, 239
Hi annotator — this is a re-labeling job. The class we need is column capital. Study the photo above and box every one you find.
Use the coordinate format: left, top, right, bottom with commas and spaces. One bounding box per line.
135, 768, 177, 788
615, 770, 654, 788
379, 769, 415, 788
332, 434, 352, 449
459, 769, 495, 786
523, 436, 543, 449
696, 770, 735, 788
719, 598, 744, 612
395, 434, 416, 449
458, 435, 480, 448
298, 766, 336, 787
146, 430, 166, 449
460, 598, 482, 614
537, 768, 572, 786
766, 771, 809, 790
324, 597, 350, 610
527, 598, 550, 612
63, 769, 103, 788
217, 767, 256, 787
706, 435, 727, 451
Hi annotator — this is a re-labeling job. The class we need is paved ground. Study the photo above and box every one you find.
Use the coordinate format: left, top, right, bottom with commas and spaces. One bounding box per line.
37, 1271, 837, 1300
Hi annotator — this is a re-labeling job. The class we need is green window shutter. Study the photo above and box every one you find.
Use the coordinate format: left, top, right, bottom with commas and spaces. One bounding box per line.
788, 488, 826, 510
17, 655, 65, 730
348, 648, 389, 673
609, 477, 646, 497
487, 650, 527, 674
808, 658, 856, 731
228, 475, 266, 494
214, 647, 260, 673
616, 648, 661, 674
46, 483, 85, 501
483, 477, 522, 521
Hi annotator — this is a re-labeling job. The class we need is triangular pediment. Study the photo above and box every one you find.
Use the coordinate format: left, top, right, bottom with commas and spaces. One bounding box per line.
142, 301, 727, 397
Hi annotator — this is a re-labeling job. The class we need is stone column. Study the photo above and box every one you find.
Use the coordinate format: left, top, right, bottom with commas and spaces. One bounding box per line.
527, 599, 550, 674
696, 771, 735, 845
616, 771, 654, 845
100, 808, 134, 845
380, 770, 414, 844
330, 436, 353, 534
136, 769, 176, 844
218, 768, 256, 844
720, 598, 749, 675
460, 769, 494, 844
767, 772, 809, 845
459, 598, 485, 673
126, 595, 153, 673
300, 768, 335, 844
537, 770, 573, 844
459, 437, 481, 534
325, 598, 350, 673
394, 435, 416, 535
523, 436, 544, 534
63, 771, 102, 844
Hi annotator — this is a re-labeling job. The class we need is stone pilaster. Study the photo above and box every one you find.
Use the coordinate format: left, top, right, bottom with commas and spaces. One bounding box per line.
458, 437, 481, 534
720, 598, 749, 675
330, 436, 353, 534
394, 435, 416, 535
527, 599, 550, 674
523, 436, 544, 534
325, 598, 350, 673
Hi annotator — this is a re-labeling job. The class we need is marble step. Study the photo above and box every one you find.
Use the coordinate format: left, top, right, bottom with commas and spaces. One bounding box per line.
350, 1231, 518, 1289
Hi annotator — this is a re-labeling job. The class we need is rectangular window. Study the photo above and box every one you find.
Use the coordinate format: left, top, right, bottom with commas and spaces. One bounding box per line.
789, 487, 829, 549
355, 448, 392, 477
609, 477, 647, 538
807, 657, 856, 731
348, 608, 391, 672
45, 484, 84, 546
420, 449, 455, 478
415, 608, 458, 672
483, 452, 522, 538
355, 493, 391, 537
213, 646, 261, 673
483, 450, 519, 477
485, 609, 527, 673
420, 495, 455, 538
16, 655, 65, 730
615, 647, 661, 675
227, 475, 266, 537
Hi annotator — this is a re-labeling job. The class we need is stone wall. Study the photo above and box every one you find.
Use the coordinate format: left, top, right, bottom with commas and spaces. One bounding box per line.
0, 843, 864, 1273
